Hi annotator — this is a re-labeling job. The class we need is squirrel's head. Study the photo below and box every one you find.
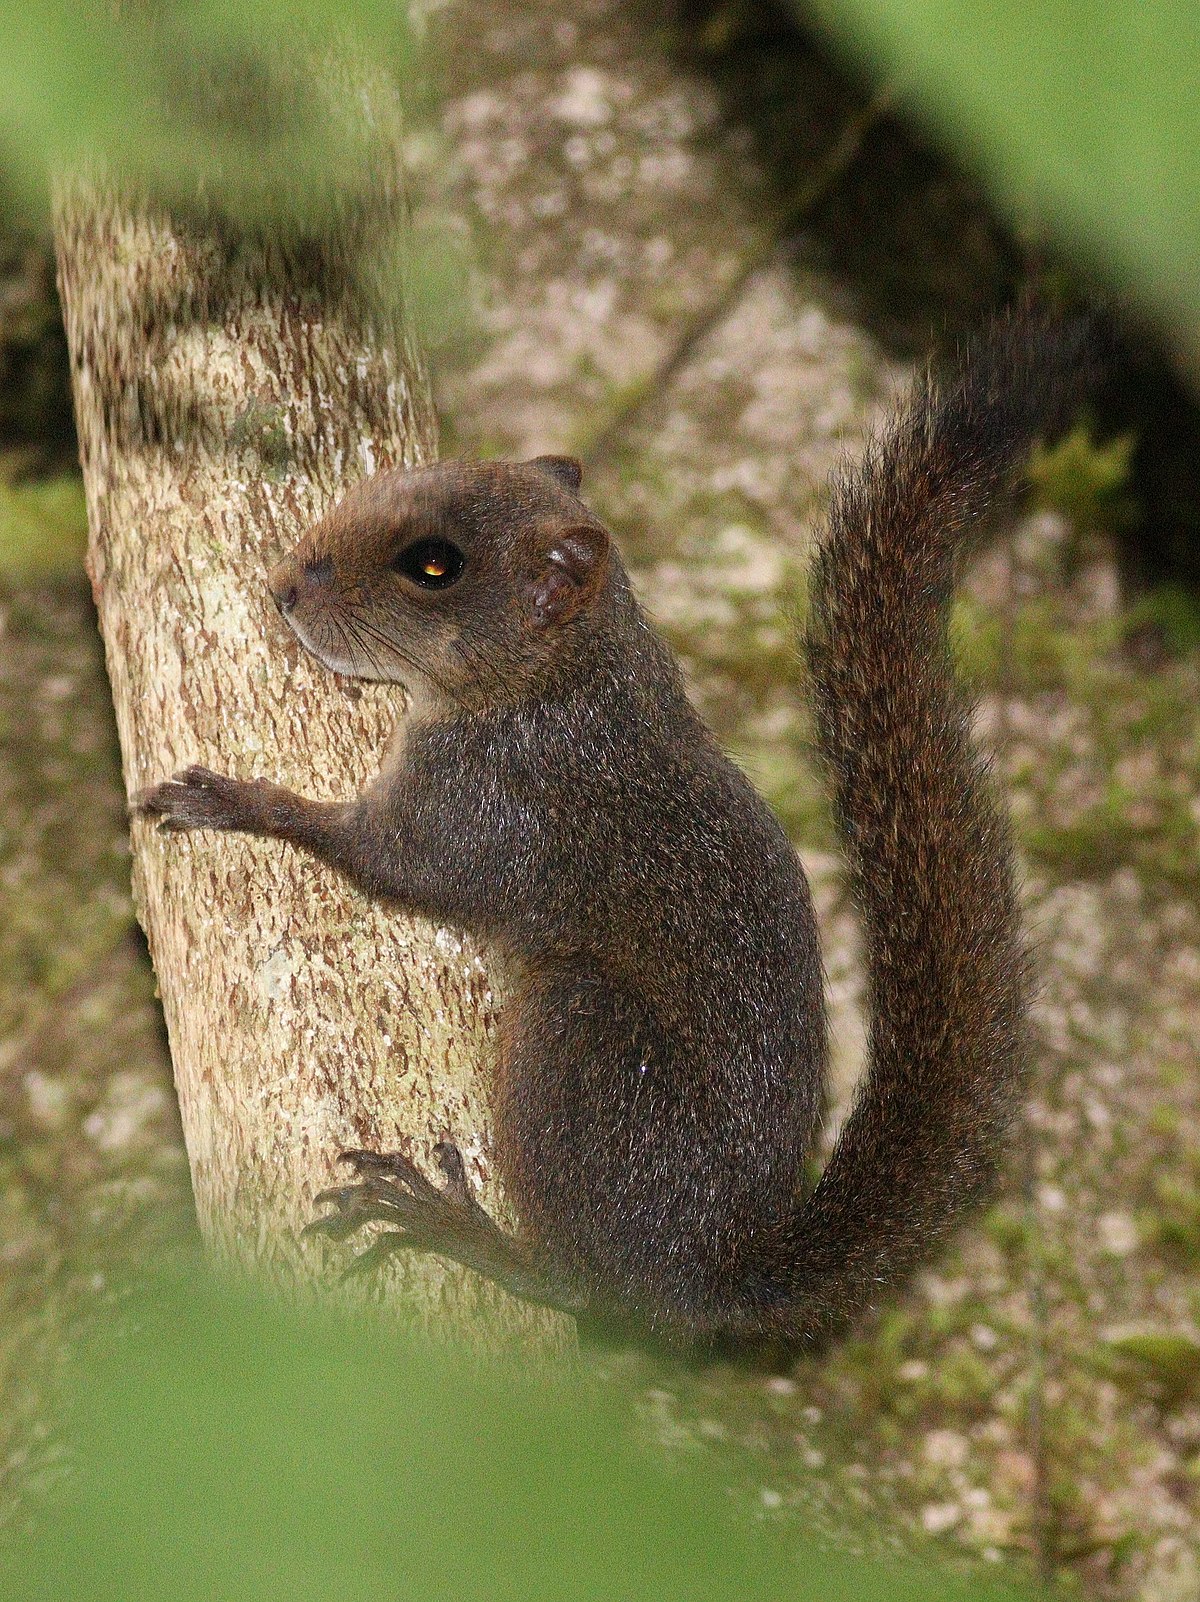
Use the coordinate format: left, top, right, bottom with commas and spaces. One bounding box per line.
267, 455, 614, 707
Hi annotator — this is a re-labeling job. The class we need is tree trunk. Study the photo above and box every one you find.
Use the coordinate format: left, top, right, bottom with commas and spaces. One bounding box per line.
53, 181, 570, 1350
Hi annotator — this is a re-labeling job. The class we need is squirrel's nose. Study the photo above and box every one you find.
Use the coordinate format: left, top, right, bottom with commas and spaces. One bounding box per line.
268, 558, 302, 616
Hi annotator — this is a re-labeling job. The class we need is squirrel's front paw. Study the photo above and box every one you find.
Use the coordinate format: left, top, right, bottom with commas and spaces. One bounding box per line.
133, 765, 267, 834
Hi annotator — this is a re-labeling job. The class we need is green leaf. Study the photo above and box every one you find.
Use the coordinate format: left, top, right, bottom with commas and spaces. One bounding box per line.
0, 3, 418, 225
804, 0, 1200, 341
2, 1267, 1036, 1602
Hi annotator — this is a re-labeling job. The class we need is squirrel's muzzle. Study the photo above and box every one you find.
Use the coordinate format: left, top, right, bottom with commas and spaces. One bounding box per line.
268, 552, 335, 618
268, 556, 301, 616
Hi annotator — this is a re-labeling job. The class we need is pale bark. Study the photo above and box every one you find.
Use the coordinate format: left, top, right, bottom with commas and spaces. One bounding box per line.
54, 177, 570, 1349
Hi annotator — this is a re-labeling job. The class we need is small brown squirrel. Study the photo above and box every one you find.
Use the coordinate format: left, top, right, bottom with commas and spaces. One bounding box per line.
139, 307, 1093, 1352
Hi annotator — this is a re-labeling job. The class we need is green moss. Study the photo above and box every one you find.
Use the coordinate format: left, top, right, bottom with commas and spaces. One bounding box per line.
952, 591, 1123, 698
1022, 796, 1140, 878
1158, 1059, 1190, 1091
1021, 766, 1200, 887
1123, 679, 1197, 745
1126, 583, 1200, 656
950, 595, 1003, 687
981, 1204, 1030, 1257
1143, 1174, 1200, 1264
229, 399, 291, 478
756, 773, 833, 848
932, 1345, 996, 1410
1146, 1103, 1181, 1139
1103, 1328, 1200, 1405
671, 629, 801, 698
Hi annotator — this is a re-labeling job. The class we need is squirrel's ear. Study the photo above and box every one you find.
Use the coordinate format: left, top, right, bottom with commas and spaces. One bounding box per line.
528, 455, 584, 494
530, 524, 609, 627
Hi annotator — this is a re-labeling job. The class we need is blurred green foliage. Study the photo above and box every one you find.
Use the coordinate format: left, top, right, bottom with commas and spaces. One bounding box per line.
2, 1, 417, 225
1103, 1328, 1200, 1407
1125, 582, 1200, 657
0, 1270, 1037, 1602
0, 473, 87, 576
803, 0, 1200, 342
1027, 424, 1136, 537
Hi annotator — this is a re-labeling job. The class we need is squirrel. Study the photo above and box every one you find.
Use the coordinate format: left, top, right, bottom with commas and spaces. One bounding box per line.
137, 306, 1093, 1353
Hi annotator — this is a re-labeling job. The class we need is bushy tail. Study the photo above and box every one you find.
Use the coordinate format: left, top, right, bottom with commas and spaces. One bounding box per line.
782, 307, 1097, 1348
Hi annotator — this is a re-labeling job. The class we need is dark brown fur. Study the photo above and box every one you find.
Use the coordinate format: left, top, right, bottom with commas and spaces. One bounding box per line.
139, 310, 1093, 1353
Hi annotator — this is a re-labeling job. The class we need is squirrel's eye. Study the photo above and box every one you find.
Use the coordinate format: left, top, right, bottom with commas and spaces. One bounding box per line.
392, 537, 466, 589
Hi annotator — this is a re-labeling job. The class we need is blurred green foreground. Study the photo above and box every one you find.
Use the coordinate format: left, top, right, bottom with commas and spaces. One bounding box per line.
0, 1270, 1035, 1602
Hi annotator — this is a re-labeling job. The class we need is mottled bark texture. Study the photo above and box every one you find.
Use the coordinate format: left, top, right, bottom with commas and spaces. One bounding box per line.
54, 180, 569, 1347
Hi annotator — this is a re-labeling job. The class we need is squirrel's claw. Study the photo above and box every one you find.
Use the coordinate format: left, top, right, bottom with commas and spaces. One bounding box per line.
308, 1182, 359, 1213
303, 1205, 360, 1242
337, 1147, 442, 1201
309, 1145, 580, 1318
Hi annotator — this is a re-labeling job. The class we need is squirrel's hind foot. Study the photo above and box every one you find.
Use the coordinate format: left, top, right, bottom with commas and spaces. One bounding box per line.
307, 1143, 588, 1318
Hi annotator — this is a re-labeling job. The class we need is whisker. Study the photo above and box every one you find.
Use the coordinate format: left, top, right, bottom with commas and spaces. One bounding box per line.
332, 607, 387, 679
346, 607, 458, 699
347, 611, 419, 678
